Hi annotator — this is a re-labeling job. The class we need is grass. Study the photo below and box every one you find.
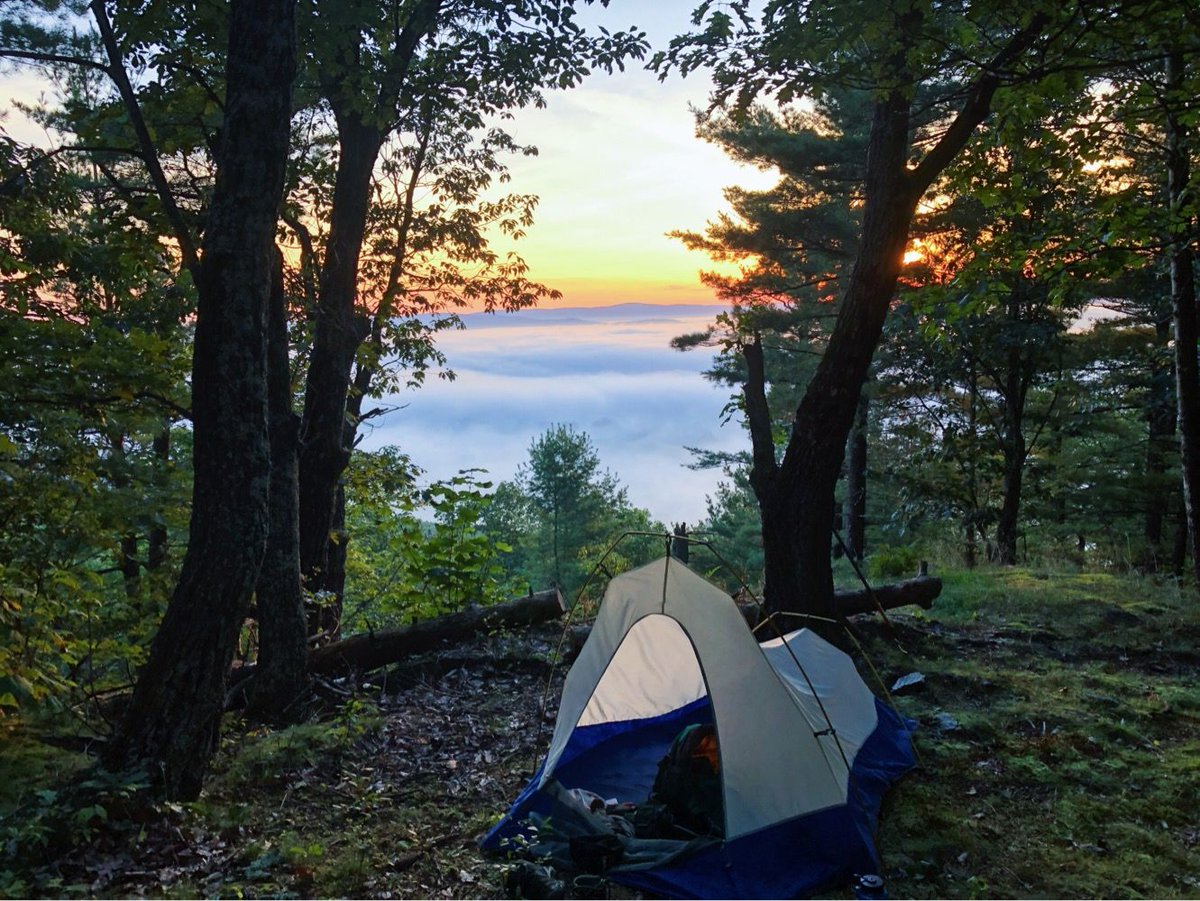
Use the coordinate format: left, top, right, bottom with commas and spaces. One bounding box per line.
862, 566, 1200, 898
1, 566, 1198, 897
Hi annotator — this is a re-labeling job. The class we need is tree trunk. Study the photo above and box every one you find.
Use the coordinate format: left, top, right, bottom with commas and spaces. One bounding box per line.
995, 446, 1023, 566
249, 250, 308, 722
298, 117, 382, 639
296, 3, 440, 639
765, 87, 919, 620
148, 428, 170, 570
844, 392, 869, 561
1173, 484, 1189, 577
311, 365, 368, 617
107, 431, 142, 595
747, 12, 1048, 617
671, 523, 690, 563
118, 534, 140, 596
1143, 312, 1175, 569
101, 0, 296, 800
1165, 51, 1200, 588
995, 394, 1026, 566
995, 290, 1031, 566
964, 361, 980, 568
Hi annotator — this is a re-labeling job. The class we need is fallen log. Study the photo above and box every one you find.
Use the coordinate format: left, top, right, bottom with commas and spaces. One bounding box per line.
307, 588, 566, 676
836, 574, 942, 617
742, 574, 942, 624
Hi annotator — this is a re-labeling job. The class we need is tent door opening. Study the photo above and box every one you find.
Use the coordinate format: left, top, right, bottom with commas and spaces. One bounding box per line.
547, 613, 725, 838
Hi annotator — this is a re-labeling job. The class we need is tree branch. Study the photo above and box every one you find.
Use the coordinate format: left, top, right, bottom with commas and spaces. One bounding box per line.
282, 210, 319, 311
908, 13, 1052, 197
0, 47, 109, 73
89, 0, 200, 277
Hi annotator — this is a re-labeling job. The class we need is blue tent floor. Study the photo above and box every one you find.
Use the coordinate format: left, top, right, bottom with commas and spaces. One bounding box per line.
482, 697, 917, 899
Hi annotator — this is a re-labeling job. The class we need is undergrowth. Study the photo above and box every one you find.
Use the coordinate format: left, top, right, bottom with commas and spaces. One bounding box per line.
0, 568, 1197, 897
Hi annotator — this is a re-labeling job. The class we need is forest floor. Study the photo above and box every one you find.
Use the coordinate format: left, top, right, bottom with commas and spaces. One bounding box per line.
3, 566, 1200, 899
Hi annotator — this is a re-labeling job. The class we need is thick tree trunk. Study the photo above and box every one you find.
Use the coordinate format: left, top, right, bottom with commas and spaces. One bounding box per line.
101, 0, 296, 800
298, 118, 382, 639
1165, 52, 1200, 588
765, 89, 919, 620
249, 251, 308, 722
844, 392, 869, 561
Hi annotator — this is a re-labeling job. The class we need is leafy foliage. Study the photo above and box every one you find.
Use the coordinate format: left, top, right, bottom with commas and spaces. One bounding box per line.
3, 567, 1198, 898
482, 425, 665, 603
341, 449, 516, 630
0, 128, 191, 715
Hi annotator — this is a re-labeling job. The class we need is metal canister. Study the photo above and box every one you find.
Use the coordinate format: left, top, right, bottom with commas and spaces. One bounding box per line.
853, 873, 888, 900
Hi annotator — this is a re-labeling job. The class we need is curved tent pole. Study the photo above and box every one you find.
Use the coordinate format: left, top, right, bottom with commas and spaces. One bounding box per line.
532, 530, 667, 756
531, 530, 918, 801
520, 530, 917, 873
533, 530, 859, 783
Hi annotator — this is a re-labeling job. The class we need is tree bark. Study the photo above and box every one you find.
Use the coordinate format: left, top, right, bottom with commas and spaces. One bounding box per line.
995, 305, 1028, 565
1165, 51, 1200, 588
964, 360, 980, 568
147, 428, 170, 570
748, 13, 1047, 617
1173, 484, 1189, 577
765, 85, 919, 620
101, 0, 296, 800
834, 574, 941, 618
298, 116, 381, 638
249, 250, 308, 722
844, 392, 869, 561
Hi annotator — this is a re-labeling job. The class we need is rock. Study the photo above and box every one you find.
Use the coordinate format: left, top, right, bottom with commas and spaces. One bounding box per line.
933, 712, 960, 731
891, 672, 926, 694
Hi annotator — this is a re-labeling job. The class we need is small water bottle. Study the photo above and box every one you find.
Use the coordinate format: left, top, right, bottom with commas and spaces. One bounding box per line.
853, 874, 887, 900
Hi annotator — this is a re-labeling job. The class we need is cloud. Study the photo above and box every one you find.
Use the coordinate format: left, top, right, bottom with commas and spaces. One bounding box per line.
360, 305, 746, 524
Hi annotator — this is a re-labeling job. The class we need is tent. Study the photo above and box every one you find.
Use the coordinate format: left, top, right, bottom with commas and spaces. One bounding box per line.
482, 556, 916, 899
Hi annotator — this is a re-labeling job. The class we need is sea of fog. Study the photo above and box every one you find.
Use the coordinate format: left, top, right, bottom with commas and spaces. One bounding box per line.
361, 304, 746, 526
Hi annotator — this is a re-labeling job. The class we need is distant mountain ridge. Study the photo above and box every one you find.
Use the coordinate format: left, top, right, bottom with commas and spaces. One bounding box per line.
454, 302, 725, 329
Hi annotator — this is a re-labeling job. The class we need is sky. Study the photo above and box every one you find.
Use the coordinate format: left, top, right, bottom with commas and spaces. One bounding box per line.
477, 0, 775, 308
0, 1, 770, 525
360, 2, 772, 521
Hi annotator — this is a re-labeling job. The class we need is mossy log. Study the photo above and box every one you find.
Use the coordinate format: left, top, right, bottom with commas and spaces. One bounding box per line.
835, 574, 942, 617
